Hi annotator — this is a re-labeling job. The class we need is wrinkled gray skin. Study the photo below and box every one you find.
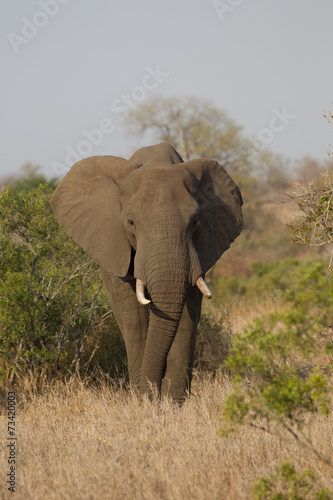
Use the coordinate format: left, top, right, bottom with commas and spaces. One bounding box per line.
50, 143, 243, 403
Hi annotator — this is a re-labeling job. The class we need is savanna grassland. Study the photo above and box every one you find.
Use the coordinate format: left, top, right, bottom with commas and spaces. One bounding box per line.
1, 284, 332, 500
1, 187, 333, 499
1, 362, 332, 500
1, 116, 333, 498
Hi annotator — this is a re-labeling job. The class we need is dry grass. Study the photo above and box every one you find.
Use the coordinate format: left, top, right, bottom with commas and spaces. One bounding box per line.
226, 295, 288, 334
1, 374, 332, 500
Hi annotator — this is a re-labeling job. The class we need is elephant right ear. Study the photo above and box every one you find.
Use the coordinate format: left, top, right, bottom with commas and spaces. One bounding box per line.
50, 156, 134, 277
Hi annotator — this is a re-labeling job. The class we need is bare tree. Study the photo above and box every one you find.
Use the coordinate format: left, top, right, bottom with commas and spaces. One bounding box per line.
287, 107, 333, 251
124, 95, 252, 172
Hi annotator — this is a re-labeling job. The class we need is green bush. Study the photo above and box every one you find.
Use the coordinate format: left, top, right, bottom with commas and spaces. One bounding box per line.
220, 259, 332, 438
253, 461, 333, 500
213, 257, 329, 302
0, 186, 126, 382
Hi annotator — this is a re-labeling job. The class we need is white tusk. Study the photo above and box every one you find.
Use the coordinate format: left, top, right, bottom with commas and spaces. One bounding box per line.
196, 277, 212, 299
136, 279, 151, 305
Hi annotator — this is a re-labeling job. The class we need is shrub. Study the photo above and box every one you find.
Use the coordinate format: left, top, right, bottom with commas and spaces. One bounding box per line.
287, 172, 333, 247
213, 257, 329, 302
252, 461, 333, 500
220, 259, 332, 448
0, 186, 126, 383
195, 303, 232, 372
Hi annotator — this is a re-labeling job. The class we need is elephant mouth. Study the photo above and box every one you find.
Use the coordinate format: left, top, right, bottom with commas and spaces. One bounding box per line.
135, 277, 212, 305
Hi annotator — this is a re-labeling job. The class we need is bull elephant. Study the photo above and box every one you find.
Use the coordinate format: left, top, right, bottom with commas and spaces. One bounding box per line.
50, 143, 243, 403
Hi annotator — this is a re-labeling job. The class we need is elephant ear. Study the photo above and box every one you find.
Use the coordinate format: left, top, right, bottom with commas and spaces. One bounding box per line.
50, 156, 134, 277
184, 159, 243, 274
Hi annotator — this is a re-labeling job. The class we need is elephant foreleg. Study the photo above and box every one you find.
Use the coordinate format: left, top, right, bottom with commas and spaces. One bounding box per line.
161, 286, 203, 403
101, 270, 149, 389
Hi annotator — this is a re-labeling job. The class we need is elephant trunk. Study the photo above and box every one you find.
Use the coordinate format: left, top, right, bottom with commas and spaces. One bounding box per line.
137, 238, 190, 398
139, 302, 185, 397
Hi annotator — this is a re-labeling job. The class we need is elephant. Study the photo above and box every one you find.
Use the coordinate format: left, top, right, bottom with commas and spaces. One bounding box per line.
50, 143, 243, 403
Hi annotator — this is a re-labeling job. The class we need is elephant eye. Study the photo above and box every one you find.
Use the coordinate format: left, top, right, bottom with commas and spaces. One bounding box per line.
127, 218, 135, 228
192, 217, 200, 232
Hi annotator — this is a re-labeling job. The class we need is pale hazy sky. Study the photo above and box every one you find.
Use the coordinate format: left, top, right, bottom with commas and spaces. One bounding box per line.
1, 0, 333, 179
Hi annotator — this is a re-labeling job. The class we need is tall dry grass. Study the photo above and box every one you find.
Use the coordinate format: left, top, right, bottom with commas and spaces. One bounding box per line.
226, 295, 288, 334
1, 373, 332, 500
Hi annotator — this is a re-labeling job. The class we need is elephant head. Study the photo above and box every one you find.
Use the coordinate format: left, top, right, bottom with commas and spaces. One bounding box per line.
50, 143, 243, 397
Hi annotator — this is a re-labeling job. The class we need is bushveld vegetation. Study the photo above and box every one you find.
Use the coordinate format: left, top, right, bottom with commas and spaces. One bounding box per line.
1, 98, 333, 499
0, 186, 126, 384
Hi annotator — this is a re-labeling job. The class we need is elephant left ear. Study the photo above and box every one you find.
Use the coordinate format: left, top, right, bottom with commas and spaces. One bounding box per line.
183, 159, 244, 274
50, 156, 134, 277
